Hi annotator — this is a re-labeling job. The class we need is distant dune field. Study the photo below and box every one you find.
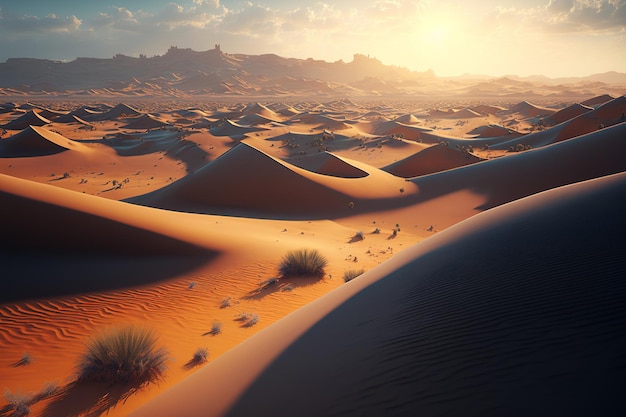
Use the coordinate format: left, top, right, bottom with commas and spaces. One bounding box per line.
1, 93, 625, 417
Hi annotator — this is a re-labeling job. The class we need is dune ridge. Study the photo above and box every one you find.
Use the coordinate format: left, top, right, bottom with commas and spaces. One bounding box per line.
383, 143, 484, 178
2, 110, 50, 130
412, 122, 626, 213
0, 173, 219, 301
130, 141, 407, 218
132, 171, 626, 417
0, 125, 90, 157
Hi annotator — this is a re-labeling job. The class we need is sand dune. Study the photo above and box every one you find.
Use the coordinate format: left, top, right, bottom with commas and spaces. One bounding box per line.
2, 110, 51, 130
54, 114, 93, 126
129, 141, 409, 218
296, 114, 354, 131
69, 106, 104, 121
469, 104, 505, 115
275, 106, 300, 117
210, 119, 269, 137
444, 108, 483, 118
241, 102, 279, 119
132, 171, 626, 417
544, 102, 593, 125
0, 125, 90, 157
2, 94, 625, 417
466, 124, 519, 138
490, 96, 626, 150
549, 95, 626, 143
129, 142, 354, 217
37, 108, 68, 120
237, 112, 281, 125
0, 174, 219, 301
392, 113, 421, 124
507, 100, 556, 118
93, 103, 142, 120
122, 114, 171, 129
414, 122, 626, 213
581, 94, 614, 107
383, 143, 484, 178
373, 120, 433, 139
289, 151, 369, 178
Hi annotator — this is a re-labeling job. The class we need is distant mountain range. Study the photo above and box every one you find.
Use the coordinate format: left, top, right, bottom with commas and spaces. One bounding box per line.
0, 46, 624, 98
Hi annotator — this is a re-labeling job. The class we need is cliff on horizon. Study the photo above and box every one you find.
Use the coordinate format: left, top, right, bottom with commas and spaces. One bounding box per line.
0, 46, 624, 98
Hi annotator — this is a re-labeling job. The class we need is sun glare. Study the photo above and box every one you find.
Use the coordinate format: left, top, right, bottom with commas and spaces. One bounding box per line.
417, 10, 455, 46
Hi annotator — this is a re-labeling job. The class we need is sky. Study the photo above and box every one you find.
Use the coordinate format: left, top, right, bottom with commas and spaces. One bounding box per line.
0, 0, 624, 78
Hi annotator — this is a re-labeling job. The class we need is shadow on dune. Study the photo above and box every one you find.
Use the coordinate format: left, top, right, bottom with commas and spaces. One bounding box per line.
242, 275, 325, 301
0, 182, 217, 303
42, 380, 149, 417
221, 173, 626, 417
0, 253, 213, 303
100, 129, 214, 173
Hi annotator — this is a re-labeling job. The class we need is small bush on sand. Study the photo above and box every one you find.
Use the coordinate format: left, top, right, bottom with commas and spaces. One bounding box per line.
183, 347, 209, 370
279, 249, 328, 278
3, 389, 31, 416
192, 347, 208, 363
343, 269, 365, 283
77, 325, 168, 385
220, 297, 232, 309
235, 312, 259, 328
209, 320, 222, 335
15, 352, 33, 367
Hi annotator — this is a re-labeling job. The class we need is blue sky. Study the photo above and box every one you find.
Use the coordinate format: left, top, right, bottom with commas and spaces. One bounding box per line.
0, 0, 624, 77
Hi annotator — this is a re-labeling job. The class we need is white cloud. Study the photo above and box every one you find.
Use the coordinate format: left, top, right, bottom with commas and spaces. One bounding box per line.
490, 0, 626, 33
0, 12, 81, 34
194, 0, 220, 6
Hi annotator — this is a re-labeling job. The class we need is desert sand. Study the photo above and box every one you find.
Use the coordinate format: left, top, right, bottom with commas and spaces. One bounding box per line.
1, 92, 625, 417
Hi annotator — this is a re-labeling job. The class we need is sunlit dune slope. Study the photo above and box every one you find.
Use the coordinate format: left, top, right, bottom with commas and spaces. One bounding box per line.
129, 141, 408, 218
412, 122, 626, 212
132, 171, 626, 417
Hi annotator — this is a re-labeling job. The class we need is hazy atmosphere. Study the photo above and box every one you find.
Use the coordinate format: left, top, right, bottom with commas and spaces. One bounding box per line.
1, 1, 625, 417
0, 0, 624, 77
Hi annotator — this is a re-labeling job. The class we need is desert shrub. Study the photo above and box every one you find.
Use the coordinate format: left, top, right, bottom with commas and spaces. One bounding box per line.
242, 314, 259, 328
183, 347, 209, 370
77, 325, 168, 385
16, 352, 33, 366
235, 312, 259, 328
3, 389, 31, 416
343, 269, 365, 283
220, 297, 232, 309
278, 249, 328, 278
3, 382, 60, 416
192, 347, 208, 363
209, 320, 222, 335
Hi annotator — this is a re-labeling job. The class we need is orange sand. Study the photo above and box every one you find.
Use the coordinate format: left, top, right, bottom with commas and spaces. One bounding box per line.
1, 93, 625, 416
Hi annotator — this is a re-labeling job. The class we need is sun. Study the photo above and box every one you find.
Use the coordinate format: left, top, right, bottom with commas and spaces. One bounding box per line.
417, 11, 454, 46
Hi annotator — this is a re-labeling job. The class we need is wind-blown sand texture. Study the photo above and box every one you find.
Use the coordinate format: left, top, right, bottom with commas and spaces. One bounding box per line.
1, 93, 625, 417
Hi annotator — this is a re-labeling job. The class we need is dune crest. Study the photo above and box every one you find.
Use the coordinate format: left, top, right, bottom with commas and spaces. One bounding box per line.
2, 110, 51, 130
0, 125, 90, 157
383, 143, 484, 178
132, 171, 626, 417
